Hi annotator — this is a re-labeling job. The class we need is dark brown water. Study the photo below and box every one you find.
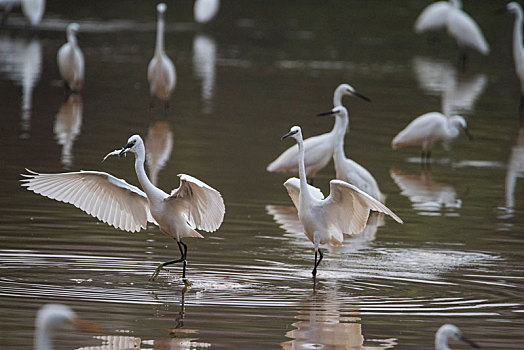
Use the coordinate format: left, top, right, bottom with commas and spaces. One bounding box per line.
1, 1, 523, 349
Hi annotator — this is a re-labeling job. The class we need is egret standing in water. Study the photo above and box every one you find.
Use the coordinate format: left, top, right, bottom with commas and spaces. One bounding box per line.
414, 0, 489, 65
391, 112, 472, 163
148, 3, 176, 109
281, 125, 403, 278
21, 135, 225, 284
435, 324, 479, 349
318, 106, 385, 203
506, 2, 524, 107
35, 304, 100, 350
267, 84, 370, 183
57, 23, 84, 92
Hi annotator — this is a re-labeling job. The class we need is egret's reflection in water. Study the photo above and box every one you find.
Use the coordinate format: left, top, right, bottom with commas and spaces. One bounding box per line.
390, 169, 461, 216
0, 34, 42, 136
412, 56, 487, 117
281, 287, 397, 349
146, 121, 173, 186
500, 125, 524, 219
54, 93, 83, 169
192, 34, 216, 114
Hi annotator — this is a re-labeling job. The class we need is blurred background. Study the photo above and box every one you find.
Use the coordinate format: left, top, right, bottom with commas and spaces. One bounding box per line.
0, 0, 523, 349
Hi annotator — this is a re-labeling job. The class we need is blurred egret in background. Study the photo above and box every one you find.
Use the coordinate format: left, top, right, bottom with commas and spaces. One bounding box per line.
506, 2, 524, 107
281, 125, 402, 277
22, 135, 225, 284
414, 0, 489, 65
391, 112, 472, 162
35, 304, 100, 350
434, 324, 479, 349
194, 0, 220, 24
148, 3, 176, 109
57, 23, 84, 92
267, 84, 370, 183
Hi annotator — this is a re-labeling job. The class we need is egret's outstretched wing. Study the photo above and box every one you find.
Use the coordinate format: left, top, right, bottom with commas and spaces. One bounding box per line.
21, 169, 151, 232
283, 177, 324, 209
166, 174, 225, 232
322, 180, 403, 236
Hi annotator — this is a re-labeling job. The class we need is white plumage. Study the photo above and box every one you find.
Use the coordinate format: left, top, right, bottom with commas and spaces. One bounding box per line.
21, 0, 45, 26
319, 106, 385, 203
414, 0, 489, 56
267, 83, 370, 181
22, 134, 225, 282
391, 112, 471, 161
194, 0, 220, 24
435, 324, 479, 350
507, 2, 524, 94
57, 23, 84, 92
35, 304, 100, 350
281, 125, 402, 277
148, 3, 176, 102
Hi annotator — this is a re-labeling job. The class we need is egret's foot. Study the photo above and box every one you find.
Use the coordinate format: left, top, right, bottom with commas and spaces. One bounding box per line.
149, 264, 164, 281
183, 278, 192, 287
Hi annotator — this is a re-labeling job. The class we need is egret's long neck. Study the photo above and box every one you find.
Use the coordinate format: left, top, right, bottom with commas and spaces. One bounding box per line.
333, 114, 349, 164
155, 12, 165, 56
67, 31, 77, 47
513, 9, 524, 71
134, 146, 157, 198
35, 325, 51, 350
297, 135, 311, 199
333, 87, 344, 107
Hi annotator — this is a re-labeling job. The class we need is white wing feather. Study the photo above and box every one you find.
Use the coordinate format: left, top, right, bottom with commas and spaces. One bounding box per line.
283, 177, 325, 209
414, 1, 452, 33
167, 174, 225, 232
322, 180, 403, 236
21, 169, 152, 232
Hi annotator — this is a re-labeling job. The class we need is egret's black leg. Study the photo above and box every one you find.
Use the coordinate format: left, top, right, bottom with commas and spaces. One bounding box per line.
312, 248, 323, 277
149, 240, 188, 282
308, 177, 314, 186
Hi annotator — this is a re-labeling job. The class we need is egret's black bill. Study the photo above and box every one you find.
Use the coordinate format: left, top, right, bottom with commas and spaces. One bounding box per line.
317, 110, 336, 117
353, 90, 371, 102
282, 130, 298, 139
460, 335, 480, 348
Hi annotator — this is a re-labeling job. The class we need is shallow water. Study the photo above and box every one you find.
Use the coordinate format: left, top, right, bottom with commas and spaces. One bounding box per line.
1, 1, 523, 349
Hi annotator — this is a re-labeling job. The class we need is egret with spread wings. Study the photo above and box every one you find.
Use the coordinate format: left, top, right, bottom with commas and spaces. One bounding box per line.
281, 125, 403, 278
21, 135, 225, 284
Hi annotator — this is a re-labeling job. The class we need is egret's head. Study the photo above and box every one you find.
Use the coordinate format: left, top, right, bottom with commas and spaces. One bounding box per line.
450, 115, 473, 140
435, 324, 479, 348
67, 23, 80, 35
282, 126, 301, 140
35, 304, 102, 347
157, 3, 167, 14
335, 83, 371, 103
120, 135, 144, 156
317, 105, 348, 118
507, 2, 522, 15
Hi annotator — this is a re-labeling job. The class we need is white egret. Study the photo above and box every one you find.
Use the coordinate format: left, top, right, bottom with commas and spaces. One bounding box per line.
414, 0, 489, 62
194, 0, 220, 24
391, 112, 472, 162
57, 23, 84, 92
318, 106, 385, 203
435, 324, 479, 349
414, 1, 452, 34
148, 3, 176, 107
35, 304, 100, 350
281, 125, 403, 277
267, 83, 370, 182
21, 135, 225, 284
507, 2, 524, 102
